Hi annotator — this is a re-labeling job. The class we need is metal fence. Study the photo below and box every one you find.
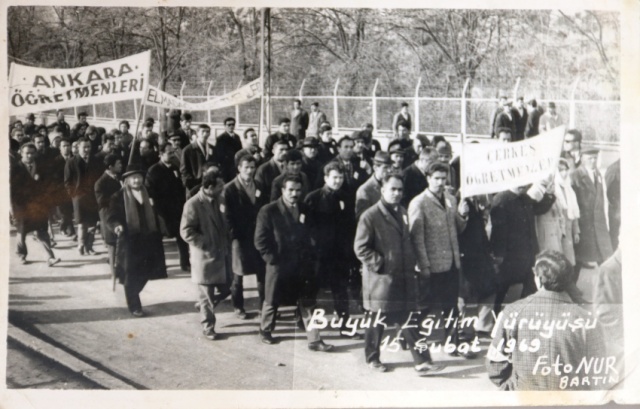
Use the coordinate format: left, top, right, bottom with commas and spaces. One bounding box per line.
48, 77, 620, 146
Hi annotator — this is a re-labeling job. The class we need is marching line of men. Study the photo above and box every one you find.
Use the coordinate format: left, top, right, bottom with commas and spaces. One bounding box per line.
9, 98, 621, 380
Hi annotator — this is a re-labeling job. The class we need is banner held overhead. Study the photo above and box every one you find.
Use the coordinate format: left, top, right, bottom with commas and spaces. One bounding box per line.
8, 51, 151, 116
460, 126, 566, 198
143, 78, 262, 111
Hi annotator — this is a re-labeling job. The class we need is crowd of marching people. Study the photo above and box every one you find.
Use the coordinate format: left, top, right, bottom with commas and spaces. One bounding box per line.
9, 97, 622, 386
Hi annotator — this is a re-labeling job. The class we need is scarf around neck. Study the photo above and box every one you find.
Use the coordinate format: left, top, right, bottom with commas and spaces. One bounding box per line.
123, 185, 158, 234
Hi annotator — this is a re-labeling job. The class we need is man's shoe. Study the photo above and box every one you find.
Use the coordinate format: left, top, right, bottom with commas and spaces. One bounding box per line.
47, 257, 61, 267
203, 328, 217, 340
72, 235, 78, 242
260, 331, 277, 345
50, 240, 57, 248
131, 309, 145, 318
414, 361, 446, 376
234, 309, 248, 320
85, 248, 96, 256
181, 265, 191, 272
308, 341, 334, 352
19, 255, 27, 265
78, 245, 85, 256
213, 289, 231, 307
368, 360, 388, 373
450, 350, 478, 360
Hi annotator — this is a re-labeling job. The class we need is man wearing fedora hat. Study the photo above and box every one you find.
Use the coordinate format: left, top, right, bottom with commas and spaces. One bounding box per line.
107, 163, 167, 317
355, 151, 393, 220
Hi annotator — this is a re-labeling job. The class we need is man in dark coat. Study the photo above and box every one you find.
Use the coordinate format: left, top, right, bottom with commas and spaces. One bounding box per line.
489, 96, 507, 138
254, 175, 334, 351
290, 99, 309, 140
316, 125, 338, 167
263, 118, 297, 160
401, 146, 438, 208
146, 143, 190, 272
525, 99, 543, 138
605, 158, 620, 250
52, 137, 75, 237
301, 137, 323, 188
270, 149, 310, 202
512, 97, 528, 141
355, 152, 392, 220
355, 174, 445, 375
305, 162, 356, 337
494, 101, 516, 138
94, 154, 123, 277
571, 149, 613, 269
180, 124, 215, 194
490, 184, 555, 311
223, 154, 268, 318
47, 110, 71, 140
392, 102, 412, 133
108, 164, 167, 317
214, 117, 243, 183
255, 139, 288, 197
11, 143, 60, 266
64, 137, 103, 255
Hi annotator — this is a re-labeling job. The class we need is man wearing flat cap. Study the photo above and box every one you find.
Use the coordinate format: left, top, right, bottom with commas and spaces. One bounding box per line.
355, 151, 393, 220
570, 148, 613, 277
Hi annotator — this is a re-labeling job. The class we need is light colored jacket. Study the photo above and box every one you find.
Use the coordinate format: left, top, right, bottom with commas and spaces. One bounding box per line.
408, 189, 466, 274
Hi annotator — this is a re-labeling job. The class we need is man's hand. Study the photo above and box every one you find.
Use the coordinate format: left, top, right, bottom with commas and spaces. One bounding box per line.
574, 233, 580, 244
458, 199, 469, 218
114, 225, 123, 236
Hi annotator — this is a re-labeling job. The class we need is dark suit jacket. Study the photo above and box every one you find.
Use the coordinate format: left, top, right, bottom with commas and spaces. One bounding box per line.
494, 112, 516, 137
525, 107, 543, 138
571, 165, 613, 263
94, 172, 122, 245
10, 161, 49, 233
317, 140, 338, 166
180, 142, 213, 191
291, 109, 309, 139
64, 155, 102, 224
271, 172, 310, 202
48, 120, 71, 139
214, 132, 242, 183
401, 163, 427, 208
254, 198, 314, 305
301, 156, 323, 190
146, 162, 186, 236
512, 107, 528, 141
255, 159, 283, 197
263, 132, 297, 159
223, 177, 268, 276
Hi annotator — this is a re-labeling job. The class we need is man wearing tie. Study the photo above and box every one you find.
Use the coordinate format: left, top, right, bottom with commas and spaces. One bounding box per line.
180, 124, 215, 194
571, 149, 613, 274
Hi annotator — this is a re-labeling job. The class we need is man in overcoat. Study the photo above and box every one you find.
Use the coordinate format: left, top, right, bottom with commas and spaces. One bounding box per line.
146, 143, 190, 272
290, 99, 309, 140
355, 152, 393, 220
264, 118, 297, 160
401, 146, 438, 208
180, 170, 232, 340
223, 154, 268, 319
571, 149, 613, 270
214, 117, 243, 183
255, 139, 288, 196
254, 175, 334, 351
94, 154, 123, 277
355, 174, 445, 375
180, 124, 215, 194
64, 137, 102, 255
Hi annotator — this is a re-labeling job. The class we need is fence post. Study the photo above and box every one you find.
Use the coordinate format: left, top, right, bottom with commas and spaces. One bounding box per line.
333, 78, 340, 133
414, 76, 422, 134
512, 77, 521, 101
569, 76, 580, 128
298, 78, 306, 102
372, 78, 379, 135
207, 81, 213, 126
133, 98, 139, 122
179, 81, 186, 100
235, 80, 242, 126
461, 78, 471, 139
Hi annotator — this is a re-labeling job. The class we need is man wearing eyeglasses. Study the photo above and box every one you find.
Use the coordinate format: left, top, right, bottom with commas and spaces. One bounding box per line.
560, 129, 582, 171
215, 117, 243, 183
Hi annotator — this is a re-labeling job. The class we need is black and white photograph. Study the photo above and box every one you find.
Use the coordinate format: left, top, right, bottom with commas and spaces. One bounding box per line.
2, 0, 638, 407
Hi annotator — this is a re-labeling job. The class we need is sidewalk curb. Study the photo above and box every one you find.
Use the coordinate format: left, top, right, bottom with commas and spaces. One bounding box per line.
7, 323, 136, 390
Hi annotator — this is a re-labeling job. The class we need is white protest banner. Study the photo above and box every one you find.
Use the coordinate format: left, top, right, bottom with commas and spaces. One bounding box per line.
8, 51, 150, 116
460, 126, 565, 198
144, 78, 262, 111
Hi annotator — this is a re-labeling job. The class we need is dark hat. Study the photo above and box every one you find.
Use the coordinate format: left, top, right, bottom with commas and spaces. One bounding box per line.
373, 151, 392, 165
582, 148, 600, 156
388, 140, 404, 154
302, 137, 320, 148
26, 113, 35, 120
122, 163, 146, 179
436, 143, 452, 156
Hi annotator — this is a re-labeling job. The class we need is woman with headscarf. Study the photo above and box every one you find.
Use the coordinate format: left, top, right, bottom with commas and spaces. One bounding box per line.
107, 163, 167, 317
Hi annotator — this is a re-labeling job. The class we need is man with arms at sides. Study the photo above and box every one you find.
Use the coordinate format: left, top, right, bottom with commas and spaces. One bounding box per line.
146, 143, 191, 273
408, 162, 474, 358
215, 117, 243, 183
181, 170, 232, 340
525, 98, 543, 138
489, 96, 507, 139
11, 143, 60, 267
487, 250, 607, 391
94, 154, 123, 279
307, 102, 326, 138
570, 149, 613, 277
355, 152, 393, 221
270, 149, 310, 202
512, 97, 528, 141
255, 139, 289, 198
305, 162, 358, 337
392, 102, 412, 133
65, 137, 102, 255
181, 124, 215, 196
355, 174, 446, 375
290, 99, 309, 140
316, 124, 338, 166
264, 118, 297, 160
223, 154, 268, 318
401, 146, 438, 208
254, 175, 334, 352
52, 137, 76, 238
